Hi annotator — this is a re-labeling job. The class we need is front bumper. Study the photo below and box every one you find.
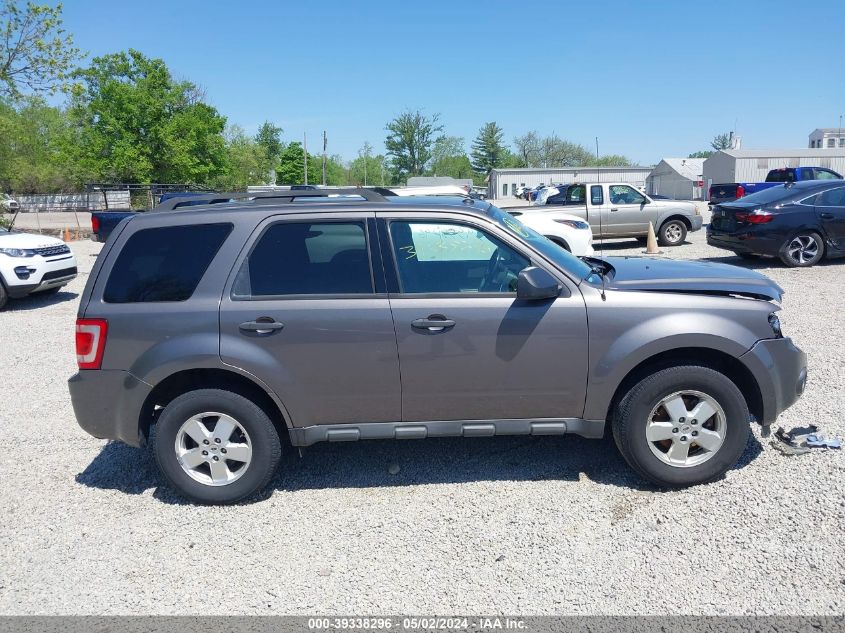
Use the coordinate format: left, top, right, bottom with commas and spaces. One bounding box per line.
740, 337, 807, 425
69, 370, 153, 447
3, 253, 78, 298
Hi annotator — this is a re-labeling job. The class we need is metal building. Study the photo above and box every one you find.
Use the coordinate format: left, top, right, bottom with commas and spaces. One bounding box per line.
646, 158, 705, 200
487, 166, 653, 200
703, 149, 845, 197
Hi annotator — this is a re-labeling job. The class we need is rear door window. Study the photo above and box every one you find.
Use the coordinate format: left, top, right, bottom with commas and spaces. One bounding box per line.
104, 223, 232, 303
233, 221, 373, 297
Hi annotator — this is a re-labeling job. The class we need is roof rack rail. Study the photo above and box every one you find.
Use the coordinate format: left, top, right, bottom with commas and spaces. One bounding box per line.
152, 187, 388, 211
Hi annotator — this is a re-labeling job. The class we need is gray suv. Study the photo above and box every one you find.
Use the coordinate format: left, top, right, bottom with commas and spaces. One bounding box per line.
69, 189, 807, 504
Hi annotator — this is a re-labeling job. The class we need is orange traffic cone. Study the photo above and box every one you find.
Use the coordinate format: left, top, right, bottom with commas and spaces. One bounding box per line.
63, 226, 71, 242
643, 222, 663, 255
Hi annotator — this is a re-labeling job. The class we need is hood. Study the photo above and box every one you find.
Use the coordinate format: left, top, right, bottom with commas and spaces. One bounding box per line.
603, 256, 783, 301
0, 231, 66, 249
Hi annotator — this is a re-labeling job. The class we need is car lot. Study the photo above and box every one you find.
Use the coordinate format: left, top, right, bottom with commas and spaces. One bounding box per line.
0, 227, 843, 615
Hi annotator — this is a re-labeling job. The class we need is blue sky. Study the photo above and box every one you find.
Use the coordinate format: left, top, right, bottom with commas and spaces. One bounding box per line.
59, 0, 844, 165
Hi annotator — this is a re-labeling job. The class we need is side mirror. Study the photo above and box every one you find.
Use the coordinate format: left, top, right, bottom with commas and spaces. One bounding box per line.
517, 266, 561, 300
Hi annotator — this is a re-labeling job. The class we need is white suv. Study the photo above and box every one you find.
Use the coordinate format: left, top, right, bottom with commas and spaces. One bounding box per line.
0, 230, 77, 309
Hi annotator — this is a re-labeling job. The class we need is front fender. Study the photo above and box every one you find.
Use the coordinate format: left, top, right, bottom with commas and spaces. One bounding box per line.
582, 292, 767, 420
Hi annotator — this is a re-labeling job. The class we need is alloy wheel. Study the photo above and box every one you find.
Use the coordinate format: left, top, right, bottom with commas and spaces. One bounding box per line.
645, 390, 726, 468
786, 235, 819, 265
174, 412, 253, 486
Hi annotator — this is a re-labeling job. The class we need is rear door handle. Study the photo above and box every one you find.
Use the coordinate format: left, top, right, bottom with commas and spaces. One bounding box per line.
239, 319, 284, 334
411, 315, 456, 331
610, 207, 619, 212
820, 212, 835, 220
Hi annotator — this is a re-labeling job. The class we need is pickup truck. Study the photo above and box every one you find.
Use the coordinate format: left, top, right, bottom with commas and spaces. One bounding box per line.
708, 167, 842, 205
521, 182, 702, 246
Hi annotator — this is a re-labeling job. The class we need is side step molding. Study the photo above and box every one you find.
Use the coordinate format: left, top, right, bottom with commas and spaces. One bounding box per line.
289, 418, 605, 447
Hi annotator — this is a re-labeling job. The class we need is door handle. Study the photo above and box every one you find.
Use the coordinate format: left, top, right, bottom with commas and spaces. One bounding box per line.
239, 318, 284, 334
610, 207, 619, 212
820, 212, 835, 220
411, 315, 456, 331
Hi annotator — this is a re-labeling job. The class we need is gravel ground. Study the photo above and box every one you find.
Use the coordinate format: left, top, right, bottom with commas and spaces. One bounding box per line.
0, 225, 843, 616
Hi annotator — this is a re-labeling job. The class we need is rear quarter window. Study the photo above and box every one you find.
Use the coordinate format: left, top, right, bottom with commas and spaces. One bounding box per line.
104, 223, 232, 303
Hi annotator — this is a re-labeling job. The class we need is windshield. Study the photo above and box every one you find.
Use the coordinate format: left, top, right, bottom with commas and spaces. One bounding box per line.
486, 204, 594, 280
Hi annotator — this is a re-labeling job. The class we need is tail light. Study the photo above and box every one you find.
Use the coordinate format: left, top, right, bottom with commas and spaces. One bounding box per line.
76, 318, 108, 369
735, 210, 775, 224
736, 185, 746, 199
91, 215, 100, 233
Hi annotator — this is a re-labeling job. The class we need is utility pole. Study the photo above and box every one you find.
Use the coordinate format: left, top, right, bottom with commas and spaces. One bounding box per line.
595, 137, 599, 160
303, 132, 308, 185
322, 130, 327, 186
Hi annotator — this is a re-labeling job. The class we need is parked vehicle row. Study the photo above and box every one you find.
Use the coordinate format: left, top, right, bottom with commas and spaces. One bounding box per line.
708, 166, 842, 205
523, 182, 702, 246
708, 180, 845, 267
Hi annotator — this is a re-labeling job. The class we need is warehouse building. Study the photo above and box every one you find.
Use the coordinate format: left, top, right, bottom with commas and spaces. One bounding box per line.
487, 166, 653, 200
703, 149, 845, 197
646, 158, 705, 200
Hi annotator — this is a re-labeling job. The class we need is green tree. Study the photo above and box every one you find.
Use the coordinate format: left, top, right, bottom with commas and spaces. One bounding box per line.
0, 96, 73, 192
384, 109, 444, 179
66, 49, 227, 184
711, 132, 732, 150
0, 1, 82, 98
470, 122, 506, 174
688, 150, 713, 159
277, 141, 307, 184
212, 124, 266, 190
589, 154, 633, 167
323, 154, 347, 186
254, 120, 283, 161
429, 136, 473, 179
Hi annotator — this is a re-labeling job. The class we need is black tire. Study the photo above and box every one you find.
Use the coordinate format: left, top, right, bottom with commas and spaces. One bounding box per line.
779, 232, 824, 268
0, 281, 7, 310
612, 366, 750, 488
657, 219, 688, 246
154, 388, 282, 504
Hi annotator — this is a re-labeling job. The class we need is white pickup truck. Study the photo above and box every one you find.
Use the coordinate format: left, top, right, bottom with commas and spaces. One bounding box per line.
525, 182, 702, 246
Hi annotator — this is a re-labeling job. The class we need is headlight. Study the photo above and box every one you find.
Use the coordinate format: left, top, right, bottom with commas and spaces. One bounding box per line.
553, 219, 590, 230
768, 313, 783, 338
0, 247, 36, 257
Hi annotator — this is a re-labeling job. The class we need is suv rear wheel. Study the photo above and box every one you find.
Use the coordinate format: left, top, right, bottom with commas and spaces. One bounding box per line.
154, 389, 282, 504
612, 366, 749, 487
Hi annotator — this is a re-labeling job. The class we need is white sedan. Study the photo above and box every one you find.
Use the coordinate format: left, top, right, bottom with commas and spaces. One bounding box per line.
511, 209, 594, 257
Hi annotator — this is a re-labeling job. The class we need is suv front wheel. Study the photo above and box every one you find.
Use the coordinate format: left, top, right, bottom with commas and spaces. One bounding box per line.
154, 389, 282, 504
612, 366, 749, 487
